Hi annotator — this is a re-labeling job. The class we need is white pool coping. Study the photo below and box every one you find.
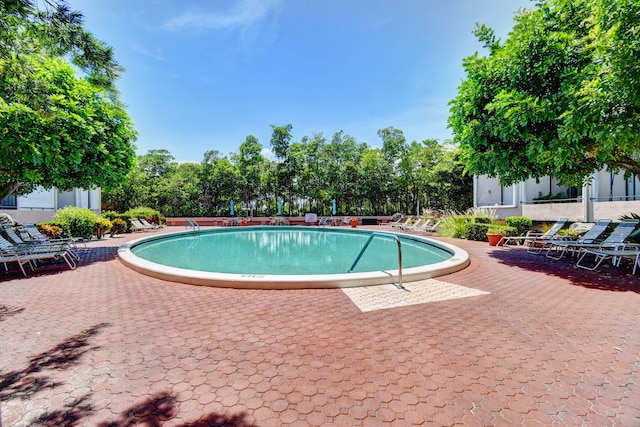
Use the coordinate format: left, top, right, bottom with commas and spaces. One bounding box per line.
117, 227, 470, 289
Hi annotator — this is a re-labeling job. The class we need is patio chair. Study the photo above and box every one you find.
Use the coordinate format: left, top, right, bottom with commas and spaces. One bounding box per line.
387, 213, 405, 227
23, 224, 86, 249
545, 219, 612, 260
420, 218, 443, 233
498, 218, 568, 252
140, 218, 159, 229
1, 225, 80, 261
391, 216, 413, 229
130, 218, 152, 231
399, 217, 431, 231
576, 247, 640, 274
562, 220, 639, 256
0, 235, 77, 276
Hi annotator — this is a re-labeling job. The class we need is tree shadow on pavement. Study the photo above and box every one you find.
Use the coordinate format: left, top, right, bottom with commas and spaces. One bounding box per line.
0, 305, 24, 321
0, 245, 119, 281
33, 391, 255, 427
0, 323, 110, 402
489, 247, 640, 293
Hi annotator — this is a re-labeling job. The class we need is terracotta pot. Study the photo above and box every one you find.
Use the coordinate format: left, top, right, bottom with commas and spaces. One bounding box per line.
350, 218, 358, 228
487, 233, 505, 246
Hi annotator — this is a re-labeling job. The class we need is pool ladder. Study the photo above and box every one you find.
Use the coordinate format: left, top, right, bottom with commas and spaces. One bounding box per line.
185, 218, 200, 230
348, 232, 404, 289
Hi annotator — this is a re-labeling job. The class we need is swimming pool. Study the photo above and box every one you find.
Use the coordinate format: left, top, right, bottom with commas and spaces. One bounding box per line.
118, 227, 469, 289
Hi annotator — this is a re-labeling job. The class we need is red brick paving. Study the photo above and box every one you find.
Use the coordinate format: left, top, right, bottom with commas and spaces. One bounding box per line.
1, 226, 639, 426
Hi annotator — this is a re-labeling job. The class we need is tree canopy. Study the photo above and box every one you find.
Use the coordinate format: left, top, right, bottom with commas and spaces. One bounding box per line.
0, 0, 136, 200
449, 0, 640, 186
103, 127, 472, 217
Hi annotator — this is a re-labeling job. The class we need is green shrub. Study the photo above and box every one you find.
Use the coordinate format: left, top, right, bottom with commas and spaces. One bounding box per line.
54, 206, 100, 239
94, 217, 112, 239
474, 217, 492, 225
438, 214, 472, 238
488, 225, 517, 236
505, 216, 533, 236
110, 218, 127, 236
36, 222, 63, 239
466, 223, 490, 241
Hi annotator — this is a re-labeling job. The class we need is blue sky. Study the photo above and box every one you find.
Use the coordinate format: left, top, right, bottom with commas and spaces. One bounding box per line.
71, 0, 532, 162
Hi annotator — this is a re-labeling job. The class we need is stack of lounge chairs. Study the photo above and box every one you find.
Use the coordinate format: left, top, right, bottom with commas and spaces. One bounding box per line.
130, 218, 160, 232
387, 215, 443, 234
1, 224, 81, 276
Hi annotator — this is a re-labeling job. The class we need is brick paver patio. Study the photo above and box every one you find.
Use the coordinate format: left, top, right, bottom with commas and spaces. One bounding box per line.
1, 226, 638, 426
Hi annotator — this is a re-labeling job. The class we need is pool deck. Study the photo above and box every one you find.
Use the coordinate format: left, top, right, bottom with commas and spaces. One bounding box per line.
0, 225, 638, 426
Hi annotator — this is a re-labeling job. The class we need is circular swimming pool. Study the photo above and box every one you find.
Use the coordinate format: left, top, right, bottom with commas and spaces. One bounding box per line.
117, 226, 469, 289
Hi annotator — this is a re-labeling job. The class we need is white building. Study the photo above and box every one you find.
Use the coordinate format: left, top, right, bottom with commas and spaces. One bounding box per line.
0, 187, 101, 224
475, 169, 640, 221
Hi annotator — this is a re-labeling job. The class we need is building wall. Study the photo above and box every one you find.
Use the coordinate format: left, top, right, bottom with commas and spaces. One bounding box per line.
0, 187, 101, 224
475, 171, 640, 221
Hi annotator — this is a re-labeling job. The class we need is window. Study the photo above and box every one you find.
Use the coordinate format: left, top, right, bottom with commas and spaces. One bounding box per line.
0, 194, 17, 209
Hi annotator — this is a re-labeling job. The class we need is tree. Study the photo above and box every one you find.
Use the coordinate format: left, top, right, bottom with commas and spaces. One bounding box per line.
448, 0, 640, 186
0, 0, 136, 200
270, 124, 293, 214
200, 150, 238, 216
233, 135, 267, 211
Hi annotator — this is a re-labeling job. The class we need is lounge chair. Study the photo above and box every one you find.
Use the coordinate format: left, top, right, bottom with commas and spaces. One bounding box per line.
391, 216, 413, 229
421, 218, 443, 233
562, 220, 639, 257
23, 224, 85, 250
130, 218, 155, 231
0, 235, 77, 276
129, 218, 145, 231
576, 247, 640, 274
545, 219, 612, 260
499, 218, 568, 247
140, 218, 159, 229
399, 217, 431, 231
498, 218, 569, 253
1, 225, 79, 261
387, 213, 405, 227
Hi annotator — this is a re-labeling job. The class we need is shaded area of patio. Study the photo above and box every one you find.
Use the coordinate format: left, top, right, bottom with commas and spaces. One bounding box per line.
0, 227, 638, 426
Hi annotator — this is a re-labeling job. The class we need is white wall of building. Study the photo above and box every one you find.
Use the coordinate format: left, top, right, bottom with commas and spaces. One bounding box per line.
0, 187, 101, 224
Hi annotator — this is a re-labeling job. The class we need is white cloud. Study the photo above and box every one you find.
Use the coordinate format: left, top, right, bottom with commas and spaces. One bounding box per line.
130, 44, 165, 62
163, 0, 281, 32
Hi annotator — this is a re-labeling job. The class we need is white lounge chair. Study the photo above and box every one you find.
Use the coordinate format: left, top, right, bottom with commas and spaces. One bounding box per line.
577, 247, 640, 274
545, 219, 612, 260
0, 235, 77, 276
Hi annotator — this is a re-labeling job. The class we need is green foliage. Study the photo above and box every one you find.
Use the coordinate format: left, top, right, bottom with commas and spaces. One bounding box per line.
35, 222, 63, 239
110, 218, 127, 236
439, 213, 473, 239
619, 213, 640, 243
125, 207, 163, 224
53, 206, 99, 239
103, 128, 473, 217
94, 217, 112, 239
487, 225, 517, 236
0, 1, 136, 200
466, 223, 491, 241
449, 0, 640, 185
505, 216, 533, 235
438, 208, 514, 241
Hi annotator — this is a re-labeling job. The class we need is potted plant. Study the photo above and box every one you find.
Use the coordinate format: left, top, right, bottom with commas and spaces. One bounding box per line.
486, 225, 506, 246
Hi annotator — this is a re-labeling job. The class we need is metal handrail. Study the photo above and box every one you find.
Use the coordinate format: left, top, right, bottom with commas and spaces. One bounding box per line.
184, 218, 200, 230
348, 232, 403, 287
